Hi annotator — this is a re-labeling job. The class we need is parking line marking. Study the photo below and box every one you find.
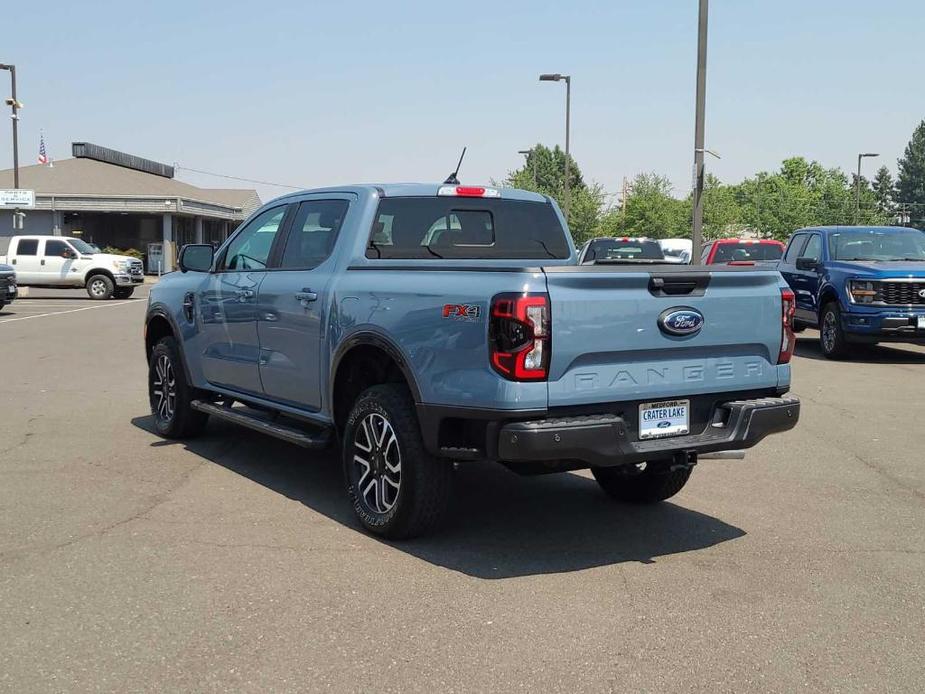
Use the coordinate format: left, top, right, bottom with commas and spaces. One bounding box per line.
0, 300, 144, 324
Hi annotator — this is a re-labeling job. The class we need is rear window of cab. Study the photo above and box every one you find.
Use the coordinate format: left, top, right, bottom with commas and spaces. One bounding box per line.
711, 242, 783, 262
366, 197, 570, 260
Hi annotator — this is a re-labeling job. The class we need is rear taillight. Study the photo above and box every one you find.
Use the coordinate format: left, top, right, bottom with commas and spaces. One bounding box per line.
778, 288, 796, 364
489, 293, 551, 381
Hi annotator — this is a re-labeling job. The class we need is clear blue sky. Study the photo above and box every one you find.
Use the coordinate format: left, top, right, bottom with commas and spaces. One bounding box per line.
3, 0, 924, 203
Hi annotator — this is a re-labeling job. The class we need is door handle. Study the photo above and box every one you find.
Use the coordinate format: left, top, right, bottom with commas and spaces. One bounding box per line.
295, 289, 318, 307
41, 259, 46, 266
234, 288, 255, 301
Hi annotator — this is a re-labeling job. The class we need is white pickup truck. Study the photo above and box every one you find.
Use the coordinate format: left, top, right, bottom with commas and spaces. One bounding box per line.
0, 235, 144, 300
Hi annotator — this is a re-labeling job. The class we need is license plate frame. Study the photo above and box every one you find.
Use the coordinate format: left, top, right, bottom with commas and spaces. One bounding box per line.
639, 399, 690, 440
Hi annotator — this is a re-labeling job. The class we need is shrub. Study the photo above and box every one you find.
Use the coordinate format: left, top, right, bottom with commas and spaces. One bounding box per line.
103, 246, 144, 259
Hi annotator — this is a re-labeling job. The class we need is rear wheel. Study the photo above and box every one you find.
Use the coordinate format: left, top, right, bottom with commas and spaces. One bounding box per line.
820, 302, 851, 359
86, 274, 114, 300
113, 287, 135, 299
342, 384, 452, 539
592, 463, 692, 504
148, 336, 209, 438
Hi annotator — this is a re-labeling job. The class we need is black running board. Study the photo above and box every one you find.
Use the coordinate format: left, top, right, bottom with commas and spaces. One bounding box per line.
191, 400, 332, 449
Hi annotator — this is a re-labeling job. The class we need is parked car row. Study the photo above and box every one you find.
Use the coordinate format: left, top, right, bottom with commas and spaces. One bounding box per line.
577, 227, 925, 359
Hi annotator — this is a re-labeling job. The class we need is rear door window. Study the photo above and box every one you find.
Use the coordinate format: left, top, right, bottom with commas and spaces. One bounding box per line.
366, 197, 569, 260
279, 200, 349, 269
16, 239, 39, 256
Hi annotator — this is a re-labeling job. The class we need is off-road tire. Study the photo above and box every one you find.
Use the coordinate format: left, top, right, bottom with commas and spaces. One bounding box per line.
86, 274, 114, 300
592, 464, 693, 504
148, 336, 209, 439
820, 301, 851, 360
342, 384, 452, 539
113, 287, 135, 300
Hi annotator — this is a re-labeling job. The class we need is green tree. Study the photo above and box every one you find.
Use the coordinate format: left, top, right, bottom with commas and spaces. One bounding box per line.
694, 174, 742, 239
896, 119, 925, 225
872, 166, 894, 215
619, 173, 688, 238
502, 144, 603, 242
737, 157, 885, 239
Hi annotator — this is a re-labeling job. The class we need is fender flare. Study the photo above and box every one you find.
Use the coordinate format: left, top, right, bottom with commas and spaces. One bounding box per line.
144, 305, 195, 384
329, 329, 423, 406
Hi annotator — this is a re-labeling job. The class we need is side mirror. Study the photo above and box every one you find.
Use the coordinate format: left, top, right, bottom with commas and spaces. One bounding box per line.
795, 257, 819, 271
179, 244, 214, 273
62, 249, 77, 259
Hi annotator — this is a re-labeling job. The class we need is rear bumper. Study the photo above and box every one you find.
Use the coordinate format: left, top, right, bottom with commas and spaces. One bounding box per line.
496, 395, 800, 467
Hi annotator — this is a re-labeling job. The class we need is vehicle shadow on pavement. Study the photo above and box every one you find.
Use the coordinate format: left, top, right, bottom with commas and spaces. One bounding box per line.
795, 335, 925, 364
133, 415, 746, 579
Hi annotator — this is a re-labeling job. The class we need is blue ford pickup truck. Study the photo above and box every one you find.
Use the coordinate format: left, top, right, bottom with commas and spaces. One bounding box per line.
144, 184, 800, 538
778, 226, 925, 359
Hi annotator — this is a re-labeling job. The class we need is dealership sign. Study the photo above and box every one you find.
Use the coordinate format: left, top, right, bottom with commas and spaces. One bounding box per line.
0, 189, 35, 208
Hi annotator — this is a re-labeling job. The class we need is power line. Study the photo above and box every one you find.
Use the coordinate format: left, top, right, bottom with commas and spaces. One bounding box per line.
173, 164, 305, 190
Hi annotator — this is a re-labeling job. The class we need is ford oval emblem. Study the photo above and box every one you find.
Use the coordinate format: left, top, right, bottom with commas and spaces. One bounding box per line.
919, 288, 925, 299
658, 307, 704, 337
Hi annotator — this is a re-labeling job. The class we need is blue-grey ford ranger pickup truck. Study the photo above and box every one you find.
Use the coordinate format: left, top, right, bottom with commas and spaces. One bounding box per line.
144, 183, 801, 538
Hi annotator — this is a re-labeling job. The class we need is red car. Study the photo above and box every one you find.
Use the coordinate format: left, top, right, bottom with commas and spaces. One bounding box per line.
701, 239, 785, 265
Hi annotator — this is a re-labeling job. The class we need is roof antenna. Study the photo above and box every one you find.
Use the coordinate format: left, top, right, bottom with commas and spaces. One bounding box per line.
443, 147, 467, 185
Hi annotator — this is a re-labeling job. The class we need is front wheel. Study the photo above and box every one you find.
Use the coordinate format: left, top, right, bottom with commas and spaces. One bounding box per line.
86, 274, 114, 300
148, 336, 209, 438
342, 384, 452, 539
592, 463, 692, 504
820, 302, 851, 360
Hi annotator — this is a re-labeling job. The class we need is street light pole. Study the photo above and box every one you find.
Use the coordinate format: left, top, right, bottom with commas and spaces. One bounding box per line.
855, 152, 879, 224
518, 149, 536, 188
539, 73, 571, 221
691, 0, 709, 266
0, 64, 20, 189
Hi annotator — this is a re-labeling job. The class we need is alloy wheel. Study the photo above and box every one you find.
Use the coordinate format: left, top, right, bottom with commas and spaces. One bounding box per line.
352, 413, 402, 514
152, 354, 177, 422
822, 311, 837, 353
90, 279, 107, 297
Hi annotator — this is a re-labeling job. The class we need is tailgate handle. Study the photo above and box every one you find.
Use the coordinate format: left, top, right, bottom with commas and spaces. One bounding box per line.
648, 273, 710, 297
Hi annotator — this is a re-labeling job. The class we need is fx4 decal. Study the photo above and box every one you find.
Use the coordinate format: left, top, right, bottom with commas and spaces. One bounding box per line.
442, 304, 482, 321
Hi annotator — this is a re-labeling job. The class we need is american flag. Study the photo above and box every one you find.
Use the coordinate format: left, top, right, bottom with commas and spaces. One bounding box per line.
38, 133, 48, 164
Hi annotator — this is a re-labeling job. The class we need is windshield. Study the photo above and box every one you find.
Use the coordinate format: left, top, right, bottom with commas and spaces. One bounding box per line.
69, 239, 98, 254
712, 242, 783, 262
585, 239, 664, 262
828, 229, 925, 261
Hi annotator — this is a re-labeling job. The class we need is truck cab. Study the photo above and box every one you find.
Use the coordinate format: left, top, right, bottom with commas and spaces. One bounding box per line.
778, 225, 925, 358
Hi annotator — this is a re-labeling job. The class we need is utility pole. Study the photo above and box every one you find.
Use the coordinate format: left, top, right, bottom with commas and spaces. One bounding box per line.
1, 63, 23, 229
0, 64, 20, 188
691, 0, 709, 265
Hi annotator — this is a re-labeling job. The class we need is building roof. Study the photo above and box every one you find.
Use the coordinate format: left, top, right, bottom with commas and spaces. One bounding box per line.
0, 158, 260, 220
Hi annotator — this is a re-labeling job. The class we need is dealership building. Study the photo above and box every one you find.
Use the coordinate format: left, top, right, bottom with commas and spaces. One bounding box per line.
0, 143, 261, 271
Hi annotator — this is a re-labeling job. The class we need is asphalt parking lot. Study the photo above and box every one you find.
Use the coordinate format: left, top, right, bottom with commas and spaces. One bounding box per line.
1, 285, 923, 692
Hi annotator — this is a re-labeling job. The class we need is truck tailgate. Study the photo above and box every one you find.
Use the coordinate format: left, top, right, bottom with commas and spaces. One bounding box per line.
542, 265, 786, 407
